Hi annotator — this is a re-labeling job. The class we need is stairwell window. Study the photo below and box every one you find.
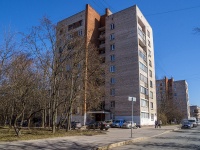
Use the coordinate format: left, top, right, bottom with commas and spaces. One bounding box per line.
149, 60, 152, 67
110, 23, 115, 30
110, 89, 115, 96
150, 102, 153, 109
150, 91, 153, 99
110, 44, 115, 50
111, 101, 115, 108
110, 33, 115, 40
110, 55, 115, 62
110, 77, 116, 84
110, 66, 116, 72
150, 80, 153, 88
149, 70, 152, 77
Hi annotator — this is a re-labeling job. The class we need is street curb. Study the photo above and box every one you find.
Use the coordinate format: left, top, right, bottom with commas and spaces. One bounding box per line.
95, 127, 180, 150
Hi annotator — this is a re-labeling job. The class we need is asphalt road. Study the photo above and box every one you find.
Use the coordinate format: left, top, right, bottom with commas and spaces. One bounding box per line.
112, 126, 200, 150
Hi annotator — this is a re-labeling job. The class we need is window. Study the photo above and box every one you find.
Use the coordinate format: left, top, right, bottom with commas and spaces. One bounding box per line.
110, 89, 115, 96
150, 102, 153, 109
149, 60, 152, 67
141, 99, 149, 107
68, 34, 73, 39
111, 101, 115, 108
110, 77, 115, 84
66, 65, 70, 71
140, 74, 147, 83
140, 86, 148, 95
151, 114, 154, 121
110, 33, 115, 40
150, 91, 153, 99
110, 66, 116, 72
139, 50, 147, 62
148, 49, 151, 57
149, 70, 152, 77
110, 44, 115, 50
147, 30, 150, 38
110, 55, 115, 62
78, 30, 83, 36
68, 20, 83, 31
139, 62, 147, 73
141, 112, 149, 118
150, 80, 153, 88
148, 40, 151, 47
110, 23, 115, 30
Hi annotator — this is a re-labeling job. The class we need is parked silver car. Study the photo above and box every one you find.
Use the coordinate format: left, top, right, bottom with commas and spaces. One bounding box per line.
122, 121, 137, 129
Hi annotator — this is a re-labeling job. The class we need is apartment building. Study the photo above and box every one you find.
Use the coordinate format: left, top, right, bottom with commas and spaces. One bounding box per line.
156, 77, 190, 120
190, 105, 200, 120
57, 4, 157, 125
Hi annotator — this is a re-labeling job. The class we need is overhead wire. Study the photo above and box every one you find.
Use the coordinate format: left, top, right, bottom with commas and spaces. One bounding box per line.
146, 5, 200, 16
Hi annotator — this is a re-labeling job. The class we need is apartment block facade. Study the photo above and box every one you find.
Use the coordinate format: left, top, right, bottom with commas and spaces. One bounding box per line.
156, 77, 190, 119
190, 105, 200, 120
57, 4, 157, 125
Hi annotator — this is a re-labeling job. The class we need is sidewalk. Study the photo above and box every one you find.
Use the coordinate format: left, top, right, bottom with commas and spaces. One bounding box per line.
0, 125, 180, 150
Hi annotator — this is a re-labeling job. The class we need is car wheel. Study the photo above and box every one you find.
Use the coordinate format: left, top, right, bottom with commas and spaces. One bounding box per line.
105, 128, 108, 130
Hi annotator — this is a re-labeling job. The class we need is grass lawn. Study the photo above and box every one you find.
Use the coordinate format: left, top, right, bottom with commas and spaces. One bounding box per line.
0, 126, 105, 142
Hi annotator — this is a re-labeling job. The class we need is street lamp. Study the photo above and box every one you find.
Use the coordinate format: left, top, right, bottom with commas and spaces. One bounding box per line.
128, 96, 136, 138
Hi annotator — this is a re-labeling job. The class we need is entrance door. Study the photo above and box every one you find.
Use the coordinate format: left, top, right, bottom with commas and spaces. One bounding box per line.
95, 113, 105, 121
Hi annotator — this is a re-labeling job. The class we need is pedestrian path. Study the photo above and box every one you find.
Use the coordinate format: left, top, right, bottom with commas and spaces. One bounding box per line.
0, 125, 180, 150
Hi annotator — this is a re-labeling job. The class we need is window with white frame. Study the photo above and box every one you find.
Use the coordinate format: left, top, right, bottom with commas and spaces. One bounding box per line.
147, 30, 150, 38
141, 99, 149, 107
150, 80, 153, 88
141, 112, 149, 118
110, 23, 115, 30
148, 40, 151, 47
140, 74, 148, 83
139, 62, 147, 73
110, 66, 116, 72
139, 50, 147, 62
110, 55, 115, 62
110, 33, 115, 40
148, 49, 151, 57
110, 44, 115, 50
150, 91, 153, 99
149, 70, 152, 77
149, 60, 152, 67
151, 113, 154, 121
140, 86, 148, 95
150, 102, 153, 109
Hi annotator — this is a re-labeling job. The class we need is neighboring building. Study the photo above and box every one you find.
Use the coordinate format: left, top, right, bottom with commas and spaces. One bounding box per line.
57, 4, 157, 125
156, 77, 190, 120
190, 105, 200, 120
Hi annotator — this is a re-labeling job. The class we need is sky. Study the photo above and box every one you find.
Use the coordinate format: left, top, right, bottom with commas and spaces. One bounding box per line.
0, 0, 200, 106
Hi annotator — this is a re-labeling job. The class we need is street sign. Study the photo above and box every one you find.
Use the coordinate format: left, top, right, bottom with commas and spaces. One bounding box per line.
128, 96, 136, 101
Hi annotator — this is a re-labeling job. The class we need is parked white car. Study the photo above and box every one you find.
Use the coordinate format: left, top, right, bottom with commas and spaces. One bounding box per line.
122, 121, 137, 129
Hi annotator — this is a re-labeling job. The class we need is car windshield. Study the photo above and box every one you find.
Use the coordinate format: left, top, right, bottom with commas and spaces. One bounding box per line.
188, 120, 195, 122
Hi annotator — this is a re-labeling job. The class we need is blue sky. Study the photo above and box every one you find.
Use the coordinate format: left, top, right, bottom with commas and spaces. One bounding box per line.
1, 0, 200, 106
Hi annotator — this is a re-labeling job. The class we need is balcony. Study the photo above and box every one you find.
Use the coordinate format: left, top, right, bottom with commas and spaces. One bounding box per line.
98, 26, 105, 31
98, 34, 105, 40
99, 43, 105, 49
138, 28, 146, 47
